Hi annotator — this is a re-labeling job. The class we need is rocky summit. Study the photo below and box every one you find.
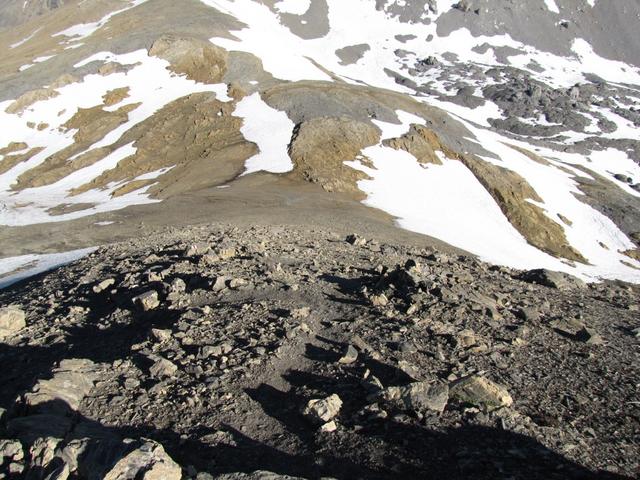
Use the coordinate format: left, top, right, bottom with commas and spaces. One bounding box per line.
0, 1, 639, 479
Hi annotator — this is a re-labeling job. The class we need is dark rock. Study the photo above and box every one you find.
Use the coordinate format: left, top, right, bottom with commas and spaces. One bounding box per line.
382, 381, 449, 414
518, 269, 586, 289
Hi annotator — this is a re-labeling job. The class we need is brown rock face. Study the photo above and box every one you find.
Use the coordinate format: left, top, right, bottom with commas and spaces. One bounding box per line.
459, 154, 588, 263
288, 116, 380, 197
103, 87, 130, 107
383, 124, 451, 165
5, 75, 77, 114
149, 34, 228, 84
5, 88, 59, 115
0, 146, 44, 176
71, 92, 253, 198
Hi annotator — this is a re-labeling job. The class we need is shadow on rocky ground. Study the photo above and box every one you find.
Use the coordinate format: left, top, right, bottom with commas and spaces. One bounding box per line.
0, 310, 632, 479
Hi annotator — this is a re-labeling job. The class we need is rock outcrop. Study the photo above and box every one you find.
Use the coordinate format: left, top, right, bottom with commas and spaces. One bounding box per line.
149, 34, 228, 84
288, 116, 380, 197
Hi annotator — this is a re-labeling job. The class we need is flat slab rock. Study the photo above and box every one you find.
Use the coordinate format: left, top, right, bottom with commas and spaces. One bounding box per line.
449, 374, 513, 412
24, 358, 100, 415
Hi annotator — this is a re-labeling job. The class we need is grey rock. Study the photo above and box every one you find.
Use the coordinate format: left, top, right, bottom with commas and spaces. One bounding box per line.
574, 326, 604, 345
170, 278, 187, 293
382, 381, 449, 414
449, 374, 513, 412
184, 242, 209, 257
213, 471, 316, 480
93, 278, 115, 294
215, 247, 237, 260
518, 269, 586, 290
0, 439, 24, 463
132, 291, 160, 311
28, 436, 62, 474
290, 307, 310, 319
515, 306, 540, 322
103, 439, 181, 480
361, 369, 384, 394
150, 328, 172, 342
552, 319, 603, 344
346, 234, 367, 246
149, 358, 178, 379
338, 345, 358, 364
228, 278, 247, 289
453, 0, 473, 12
211, 276, 228, 292
7, 414, 74, 442
24, 359, 99, 415
550, 317, 584, 336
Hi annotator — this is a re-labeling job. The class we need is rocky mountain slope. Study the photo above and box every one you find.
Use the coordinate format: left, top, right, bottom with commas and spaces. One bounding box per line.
0, 224, 638, 478
0, 0, 638, 282
0, 2, 639, 478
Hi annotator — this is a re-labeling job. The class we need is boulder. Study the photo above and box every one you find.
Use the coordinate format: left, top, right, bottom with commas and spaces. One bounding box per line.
450, 374, 513, 412
518, 269, 586, 289
0, 306, 26, 339
382, 381, 449, 414
303, 394, 342, 423
132, 291, 160, 311
103, 439, 181, 480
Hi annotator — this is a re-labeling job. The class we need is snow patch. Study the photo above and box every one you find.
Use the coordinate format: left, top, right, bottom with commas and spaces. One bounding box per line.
10, 28, 41, 49
0, 247, 95, 289
54, 0, 149, 42
543, 0, 560, 14
275, 0, 311, 15
234, 93, 295, 175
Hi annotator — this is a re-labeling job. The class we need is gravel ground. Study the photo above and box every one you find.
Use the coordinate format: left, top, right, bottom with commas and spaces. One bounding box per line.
0, 223, 638, 479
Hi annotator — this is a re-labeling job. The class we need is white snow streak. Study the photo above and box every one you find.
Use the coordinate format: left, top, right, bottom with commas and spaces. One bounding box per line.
234, 93, 295, 175
0, 248, 95, 289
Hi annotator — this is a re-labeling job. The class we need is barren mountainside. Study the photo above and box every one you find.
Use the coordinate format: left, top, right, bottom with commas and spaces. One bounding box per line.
0, 1, 638, 479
